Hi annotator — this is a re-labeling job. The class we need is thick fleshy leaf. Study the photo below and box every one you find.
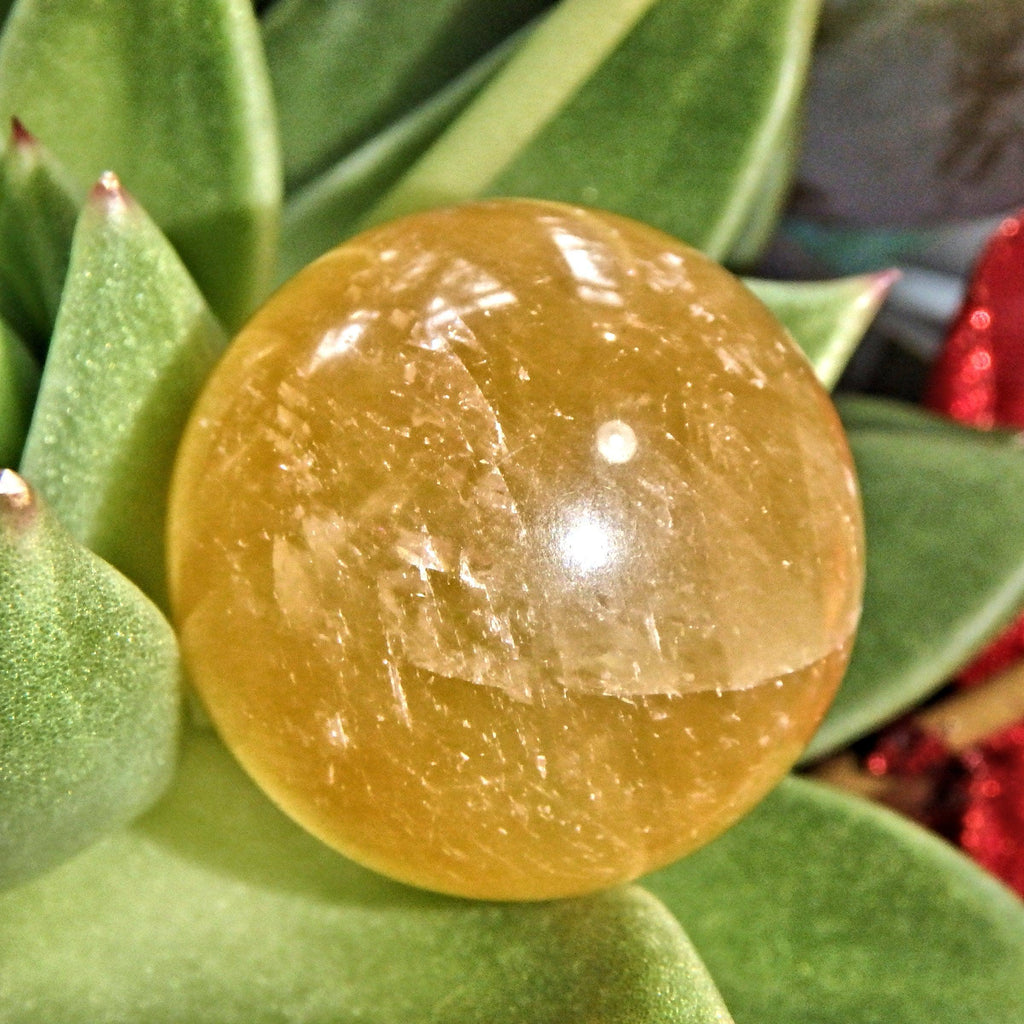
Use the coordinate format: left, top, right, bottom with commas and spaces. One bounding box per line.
644, 775, 1024, 1024
370, 0, 819, 260
0, 730, 733, 1024
0, 0, 281, 328
834, 393, 1021, 441
835, 392, 966, 434
724, 102, 801, 266
19, 176, 226, 609
277, 33, 517, 282
0, 119, 82, 350
264, 0, 553, 190
803, 400, 1024, 760
746, 271, 895, 388
0, 471, 180, 890
0, 317, 38, 467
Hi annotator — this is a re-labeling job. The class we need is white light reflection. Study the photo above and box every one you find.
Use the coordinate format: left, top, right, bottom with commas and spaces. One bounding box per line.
308, 310, 378, 371
550, 227, 623, 306
596, 419, 638, 464
558, 511, 617, 573
474, 287, 518, 311
561, 243, 612, 287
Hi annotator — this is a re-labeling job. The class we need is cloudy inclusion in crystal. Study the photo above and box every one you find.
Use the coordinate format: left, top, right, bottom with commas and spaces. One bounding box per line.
168, 200, 864, 900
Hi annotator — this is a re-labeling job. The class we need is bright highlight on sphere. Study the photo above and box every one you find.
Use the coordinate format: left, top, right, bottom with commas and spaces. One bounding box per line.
595, 419, 638, 463
167, 199, 864, 900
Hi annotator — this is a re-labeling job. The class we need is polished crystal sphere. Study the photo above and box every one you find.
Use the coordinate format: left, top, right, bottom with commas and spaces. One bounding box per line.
168, 199, 863, 900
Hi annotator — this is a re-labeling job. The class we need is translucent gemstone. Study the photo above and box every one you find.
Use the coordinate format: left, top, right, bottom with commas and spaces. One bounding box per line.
167, 199, 864, 900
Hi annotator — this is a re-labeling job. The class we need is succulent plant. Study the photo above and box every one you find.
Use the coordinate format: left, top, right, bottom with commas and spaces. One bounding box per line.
1, 0, 1023, 1021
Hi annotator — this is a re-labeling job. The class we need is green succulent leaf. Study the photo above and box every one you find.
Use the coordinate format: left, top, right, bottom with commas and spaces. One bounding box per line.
19, 176, 226, 609
370, 0, 819, 260
264, 0, 554, 191
0, 471, 180, 891
835, 393, 1018, 440
0, 316, 38, 467
746, 270, 895, 389
644, 775, 1024, 1024
804, 399, 1024, 760
0, 0, 281, 329
724, 101, 801, 266
0, 730, 733, 1024
0, 119, 82, 351
277, 31, 520, 283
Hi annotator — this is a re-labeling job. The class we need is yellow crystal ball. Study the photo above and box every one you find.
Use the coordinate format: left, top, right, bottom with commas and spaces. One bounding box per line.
168, 199, 864, 900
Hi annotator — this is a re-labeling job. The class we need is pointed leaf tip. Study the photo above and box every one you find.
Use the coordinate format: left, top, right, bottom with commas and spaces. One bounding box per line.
0, 119, 82, 349
20, 181, 227, 606
747, 269, 895, 389
9, 115, 33, 147
0, 467, 182, 890
0, 467, 32, 511
0, 0, 282, 330
90, 170, 130, 212
871, 267, 902, 296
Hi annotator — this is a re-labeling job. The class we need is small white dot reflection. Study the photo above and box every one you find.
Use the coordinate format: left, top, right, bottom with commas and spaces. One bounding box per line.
596, 420, 638, 464
558, 512, 617, 573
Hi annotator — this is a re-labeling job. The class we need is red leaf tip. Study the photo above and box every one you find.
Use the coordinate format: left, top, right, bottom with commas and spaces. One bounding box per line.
10, 116, 36, 149
90, 170, 132, 213
871, 267, 902, 296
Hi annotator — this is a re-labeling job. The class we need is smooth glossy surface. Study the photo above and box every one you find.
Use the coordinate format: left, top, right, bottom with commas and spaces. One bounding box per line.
168, 199, 863, 899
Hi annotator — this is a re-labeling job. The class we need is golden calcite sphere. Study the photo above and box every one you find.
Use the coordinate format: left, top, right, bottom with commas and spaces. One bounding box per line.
167, 199, 864, 900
